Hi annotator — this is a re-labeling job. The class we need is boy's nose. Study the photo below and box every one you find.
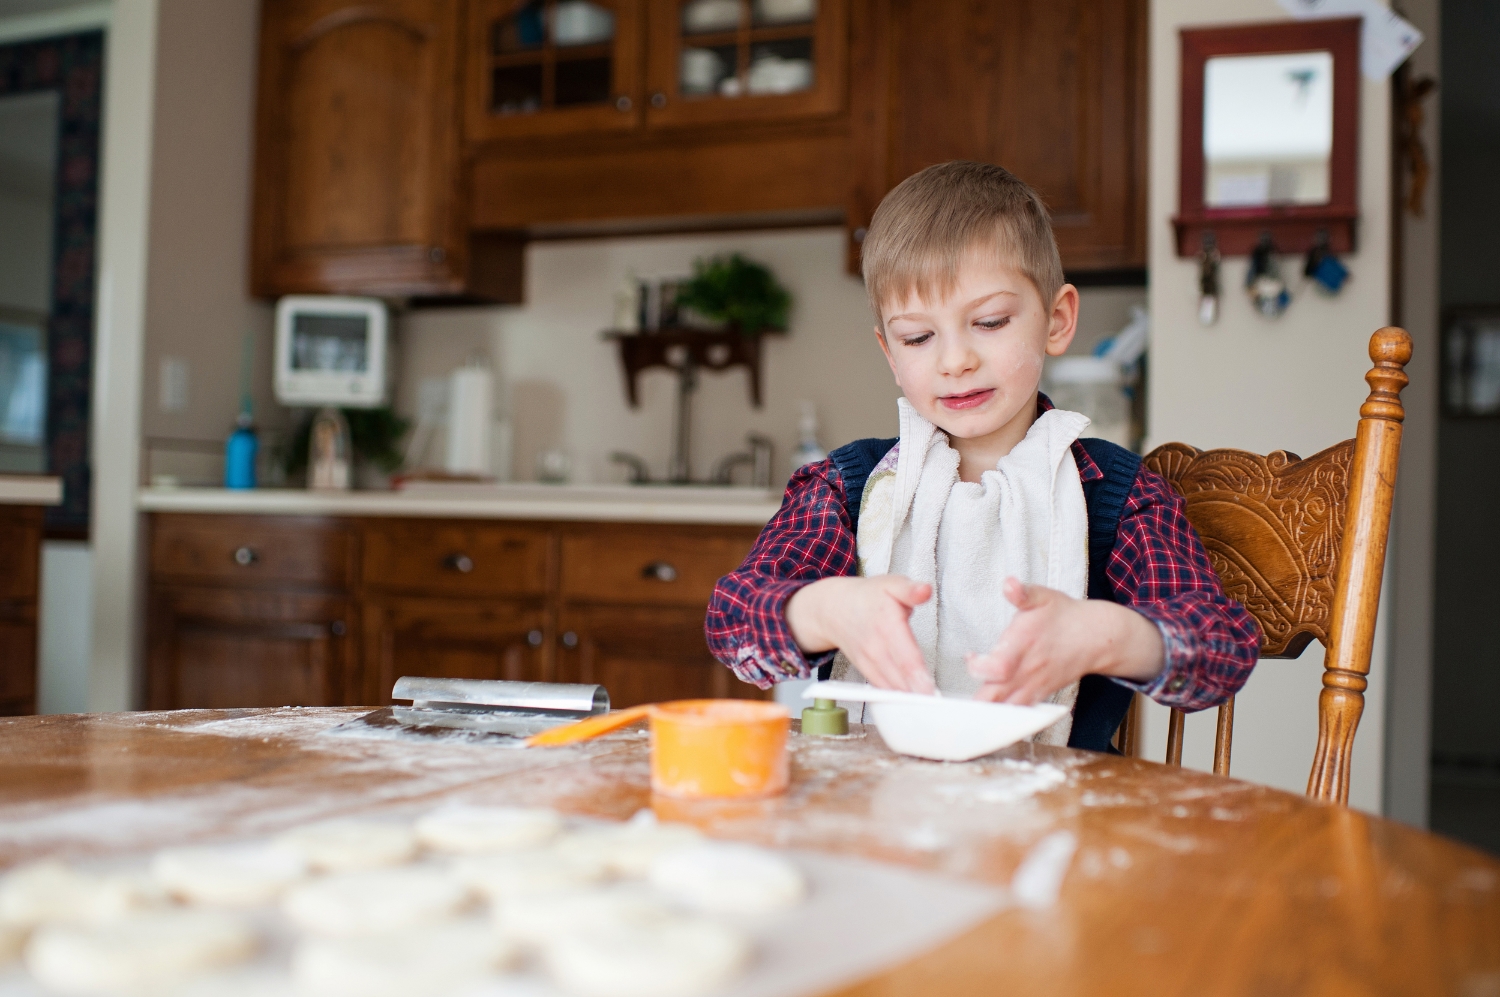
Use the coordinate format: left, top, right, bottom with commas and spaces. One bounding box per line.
937, 334, 979, 376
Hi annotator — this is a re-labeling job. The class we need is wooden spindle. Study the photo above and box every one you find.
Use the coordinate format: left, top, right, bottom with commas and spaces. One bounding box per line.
1213, 696, 1234, 776
1166, 708, 1185, 766
1307, 327, 1411, 803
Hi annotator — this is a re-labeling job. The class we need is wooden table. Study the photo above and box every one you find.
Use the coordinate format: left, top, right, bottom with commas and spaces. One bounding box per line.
2, 708, 1497, 995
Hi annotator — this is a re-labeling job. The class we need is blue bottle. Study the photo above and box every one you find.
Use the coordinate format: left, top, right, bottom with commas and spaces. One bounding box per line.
225, 412, 258, 489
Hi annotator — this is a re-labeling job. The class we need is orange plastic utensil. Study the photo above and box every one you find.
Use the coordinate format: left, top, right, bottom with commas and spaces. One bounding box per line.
523, 704, 652, 747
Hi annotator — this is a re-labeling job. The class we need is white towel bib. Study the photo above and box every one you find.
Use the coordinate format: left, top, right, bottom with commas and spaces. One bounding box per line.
834, 398, 1091, 746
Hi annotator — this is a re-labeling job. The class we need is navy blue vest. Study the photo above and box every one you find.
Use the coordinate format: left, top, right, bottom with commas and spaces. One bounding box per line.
826, 435, 1142, 753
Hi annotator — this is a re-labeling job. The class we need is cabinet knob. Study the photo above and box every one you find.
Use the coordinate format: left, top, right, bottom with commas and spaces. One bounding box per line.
642, 561, 678, 582
527, 629, 544, 647
616, 95, 633, 112
330, 620, 347, 637
428, 246, 446, 263
561, 631, 579, 648
650, 92, 667, 109
852, 226, 868, 244
443, 553, 475, 573
233, 547, 258, 566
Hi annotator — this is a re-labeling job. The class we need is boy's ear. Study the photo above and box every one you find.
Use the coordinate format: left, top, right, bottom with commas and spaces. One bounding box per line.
875, 326, 901, 384
1044, 284, 1080, 357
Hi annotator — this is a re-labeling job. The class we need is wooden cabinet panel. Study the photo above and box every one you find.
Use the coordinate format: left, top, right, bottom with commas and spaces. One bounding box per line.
252, 0, 471, 298
0, 620, 37, 715
556, 603, 768, 708
0, 507, 41, 602
150, 514, 353, 590
560, 524, 756, 607
362, 521, 552, 597
0, 506, 43, 716
361, 596, 549, 704
147, 587, 353, 710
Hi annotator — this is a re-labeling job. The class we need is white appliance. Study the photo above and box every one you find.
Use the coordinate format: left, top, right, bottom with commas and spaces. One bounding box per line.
274, 296, 388, 407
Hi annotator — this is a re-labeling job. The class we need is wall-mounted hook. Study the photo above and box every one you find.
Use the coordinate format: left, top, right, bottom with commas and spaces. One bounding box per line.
1197, 231, 1221, 327
1246, 232, 1291, 319
1303, 228, 1350, 296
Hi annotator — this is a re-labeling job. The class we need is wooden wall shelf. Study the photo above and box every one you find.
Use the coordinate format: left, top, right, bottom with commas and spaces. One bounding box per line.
605, 327, 784, 407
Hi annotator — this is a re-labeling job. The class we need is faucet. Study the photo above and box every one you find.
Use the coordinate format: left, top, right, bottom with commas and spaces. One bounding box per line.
712, 433, 774, 487
667, 354, 697, 484
610, 451, 651, 484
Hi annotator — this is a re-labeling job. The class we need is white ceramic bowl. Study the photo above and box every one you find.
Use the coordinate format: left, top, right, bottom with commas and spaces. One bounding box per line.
804, 681, 1070, 762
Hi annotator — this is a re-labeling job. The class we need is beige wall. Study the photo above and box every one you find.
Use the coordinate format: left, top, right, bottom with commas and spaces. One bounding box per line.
1144, 0, 1397, 813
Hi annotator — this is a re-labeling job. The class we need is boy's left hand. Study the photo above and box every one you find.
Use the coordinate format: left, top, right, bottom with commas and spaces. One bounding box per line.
967, 578, 1165, 705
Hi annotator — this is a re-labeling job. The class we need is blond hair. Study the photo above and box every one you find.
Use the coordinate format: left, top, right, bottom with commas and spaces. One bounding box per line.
861, 161, 1064, 327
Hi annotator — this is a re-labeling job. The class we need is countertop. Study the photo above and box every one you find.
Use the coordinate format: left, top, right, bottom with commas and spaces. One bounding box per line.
0, 474, 61, 506
137, 482, 784, 525
1, 708, 1495, 994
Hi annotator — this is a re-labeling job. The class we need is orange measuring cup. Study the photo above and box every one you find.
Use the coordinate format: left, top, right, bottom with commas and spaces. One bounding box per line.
525, 699, 791, 800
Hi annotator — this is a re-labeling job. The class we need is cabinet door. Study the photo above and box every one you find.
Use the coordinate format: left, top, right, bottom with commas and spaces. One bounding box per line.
0, 507, 41, 716
361, 596, 549, 705
465, 0, 644, 142
644, 0, 845, 127
855, 0, 1146, 272
252, 0, 466, 297
556, 604, 769, 709
147, 588, 355, 710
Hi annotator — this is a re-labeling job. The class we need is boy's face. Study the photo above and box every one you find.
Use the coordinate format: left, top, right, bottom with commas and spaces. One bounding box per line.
875, 251, 1077, 447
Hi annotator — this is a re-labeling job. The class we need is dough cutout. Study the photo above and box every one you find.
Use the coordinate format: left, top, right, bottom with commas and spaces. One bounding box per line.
292, 921, 517, 997
151, 843, 307, 906
273, 819, 418, 873
450, 848, 608, 901
554, 818, 703, 878
542, 917, 751, 997
416, 806, 563, 854
282, 867, 471, 937
24, 909, 256, 995
0, 862, 165, 926
493, 886, 673, 946
648, 843, 807, 914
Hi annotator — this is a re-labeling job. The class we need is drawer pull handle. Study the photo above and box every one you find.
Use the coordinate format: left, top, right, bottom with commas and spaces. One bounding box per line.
527, 629, 543, 647
562, 631, 579, 648
233, 547, 258, 566
330, 621, 347, 637
642, 561, 678, 582
443, 553, 475, 573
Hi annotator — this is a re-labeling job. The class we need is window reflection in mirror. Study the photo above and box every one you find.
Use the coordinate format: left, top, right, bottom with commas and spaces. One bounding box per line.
1203, 51, 1333, 208
0, 90, 58, 474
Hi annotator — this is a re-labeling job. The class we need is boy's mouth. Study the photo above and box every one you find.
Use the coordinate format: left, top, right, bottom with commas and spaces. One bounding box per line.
938, 388, 995, 411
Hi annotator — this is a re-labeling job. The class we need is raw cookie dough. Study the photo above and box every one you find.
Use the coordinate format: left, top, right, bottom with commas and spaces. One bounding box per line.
291, 921, 517, 997
0, 921, 24, 964
648, 844, 807, 914
493, 886, 673, 945
0, 862, 164, 926
554, 818, 703, 878
24, 909, 256, 995
151, 844, 307, 906
451, 848, 608, 901
415, 806, 563, 854
542, 917, 751, 997
282, 867, 471, 937
273, 820, 418, 872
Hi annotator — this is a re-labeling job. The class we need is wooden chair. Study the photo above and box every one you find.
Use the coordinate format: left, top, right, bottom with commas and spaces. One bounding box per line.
1125, 327, 1412, 805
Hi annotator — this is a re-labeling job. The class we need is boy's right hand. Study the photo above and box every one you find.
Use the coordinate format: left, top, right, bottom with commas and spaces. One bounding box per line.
783, 576, 935, 694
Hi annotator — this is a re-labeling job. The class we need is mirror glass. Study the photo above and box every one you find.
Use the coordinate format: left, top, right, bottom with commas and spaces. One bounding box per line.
0, 90, 58, 474
1203, 50, 1333, 208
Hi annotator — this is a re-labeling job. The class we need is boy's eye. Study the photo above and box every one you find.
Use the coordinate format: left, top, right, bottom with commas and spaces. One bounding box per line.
900, 332, 933, 347
975, 316, 1011, 331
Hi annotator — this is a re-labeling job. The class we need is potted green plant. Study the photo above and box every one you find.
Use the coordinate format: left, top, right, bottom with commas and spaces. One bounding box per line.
675, 254, 791, 335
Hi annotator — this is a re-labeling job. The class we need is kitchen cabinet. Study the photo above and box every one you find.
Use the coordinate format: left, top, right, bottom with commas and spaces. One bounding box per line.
251, 0, 523, 301
0, 506, 43, 716
144, 513, 770, 711
848, 0, 1148, 274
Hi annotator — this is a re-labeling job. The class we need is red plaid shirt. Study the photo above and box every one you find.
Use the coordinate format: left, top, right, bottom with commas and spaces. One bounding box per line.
705, 409, 1261, 713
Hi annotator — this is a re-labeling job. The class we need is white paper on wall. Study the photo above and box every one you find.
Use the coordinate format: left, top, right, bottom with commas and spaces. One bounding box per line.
1275, 0, 1423, 81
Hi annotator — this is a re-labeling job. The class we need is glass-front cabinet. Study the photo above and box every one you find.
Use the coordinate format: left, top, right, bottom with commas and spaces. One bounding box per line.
644, 0, 845, 126
465, 0, 644, 140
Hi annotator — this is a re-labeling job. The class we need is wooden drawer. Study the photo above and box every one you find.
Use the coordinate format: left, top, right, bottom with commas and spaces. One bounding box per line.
559, 525, 758, 607
361, 521, 551, 597
150, 514, 352, 589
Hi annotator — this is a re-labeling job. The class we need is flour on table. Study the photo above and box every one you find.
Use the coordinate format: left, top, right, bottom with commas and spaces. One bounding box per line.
24, 909, 256, 994
649, 844, 807, 914
291, 921, 517, 997
450, 848, 608, 901
151, 844, 307, 906
416, 806, 563, 854
273, 819, 418, 872
282, 867, 471, 937
541, 917, 752, 997
0, 861, 165, 926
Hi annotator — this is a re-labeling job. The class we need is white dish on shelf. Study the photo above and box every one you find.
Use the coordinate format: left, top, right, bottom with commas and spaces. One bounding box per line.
746, 55, 813, 95
754, 0, 817, 25
803, 681, 1070, 762
554, 1, 615, 46
682, 0, 741, 33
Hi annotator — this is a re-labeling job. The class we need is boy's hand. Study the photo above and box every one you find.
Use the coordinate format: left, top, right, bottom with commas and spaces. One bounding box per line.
784, 576, 936, 694
968, 578, 1164, 704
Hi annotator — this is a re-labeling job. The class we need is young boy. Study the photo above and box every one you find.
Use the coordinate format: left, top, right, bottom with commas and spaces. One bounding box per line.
705, 161, 1260, 750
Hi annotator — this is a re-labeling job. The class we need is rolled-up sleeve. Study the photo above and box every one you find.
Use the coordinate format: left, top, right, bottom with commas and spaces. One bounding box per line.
705, 460, 857, 689
1104, 467, 1262, 712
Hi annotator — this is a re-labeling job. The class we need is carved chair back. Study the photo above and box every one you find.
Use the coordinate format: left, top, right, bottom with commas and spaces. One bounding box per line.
1132, 328, 1411, 804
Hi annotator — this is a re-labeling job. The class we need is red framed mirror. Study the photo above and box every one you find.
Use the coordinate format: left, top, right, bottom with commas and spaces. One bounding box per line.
1173, 17, 1360, 257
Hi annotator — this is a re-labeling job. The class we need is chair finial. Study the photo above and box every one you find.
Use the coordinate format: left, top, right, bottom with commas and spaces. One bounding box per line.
1362, 327, 1412, 423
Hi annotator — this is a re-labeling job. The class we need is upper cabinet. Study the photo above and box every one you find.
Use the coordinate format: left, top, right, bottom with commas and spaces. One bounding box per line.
252, 0, 522, 301
250, 0, 1144, 301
